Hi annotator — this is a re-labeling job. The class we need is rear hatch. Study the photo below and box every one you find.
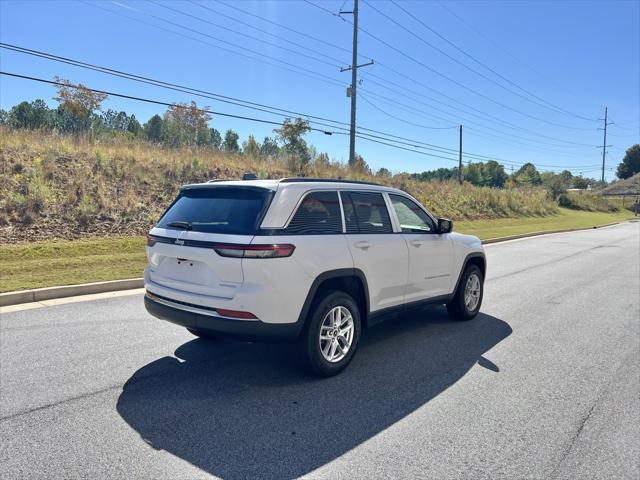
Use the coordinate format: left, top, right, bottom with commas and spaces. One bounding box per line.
146, 185, 273, 299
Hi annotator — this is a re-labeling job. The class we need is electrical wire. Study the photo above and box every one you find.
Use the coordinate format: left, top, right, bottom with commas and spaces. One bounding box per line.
79, 0, 346, 90
148, 0, 342, 69
5, 42, 593, 168
309, 0, 602, 132
389, 0, 597, 122
0, 72, 345, 134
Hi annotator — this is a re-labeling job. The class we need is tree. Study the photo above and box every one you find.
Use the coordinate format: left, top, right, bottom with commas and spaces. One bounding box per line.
53, 77, 107, 132
572, 175, 591, 189
274, 117, 311, 171
210, 128, 222, 150
541, 171, 572, 199
482, 160, 508, 187
144, 115, 163, 143
7, 99, 53, 130
377, 167, 391, 178
462, 163, 484, 186
243, 135, 260, 159
352, 154, 371, 174
260, 136, 280, 159
514, 162, 542, 185
315, 152, 331, 168
127, 115, 141, 136
223, 129, 240, 153
411, 167, 458, 182
163, 101, 211, 147
616, 144, 640, 179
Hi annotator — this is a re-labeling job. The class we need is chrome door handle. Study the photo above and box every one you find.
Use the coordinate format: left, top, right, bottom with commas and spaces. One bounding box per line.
410, 240, 425, 247
353, 241, 372, 250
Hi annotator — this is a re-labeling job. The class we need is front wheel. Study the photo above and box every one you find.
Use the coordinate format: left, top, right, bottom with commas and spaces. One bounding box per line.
301, 291, 361, 377
447, 264, 484, 321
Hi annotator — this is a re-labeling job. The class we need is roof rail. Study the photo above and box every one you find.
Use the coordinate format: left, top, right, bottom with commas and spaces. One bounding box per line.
279, 177, 383, 186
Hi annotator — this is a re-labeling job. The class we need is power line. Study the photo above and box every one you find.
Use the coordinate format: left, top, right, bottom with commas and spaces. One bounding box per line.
0, 70, 486, 164
388, 0, 597, 122
0, 43, 550, 166
79, 0, 346, 90
0, 71, 342, 134
0, 43, 351, 129
303, 0, 348, 21
309, 0, 602, 131
359, 93, 458, 130
183, 0, 603, 150
2, 44, 602, 170
362, 69, 600, 149
358, 95, 600, 168
360, 86, 599, 152
148, 0, 342, 69
212, 0, 356, 58
367, 0, 594, 126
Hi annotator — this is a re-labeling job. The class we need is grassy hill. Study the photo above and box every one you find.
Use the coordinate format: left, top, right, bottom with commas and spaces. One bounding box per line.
0, 127, 634, 292
0, 127, 566, 243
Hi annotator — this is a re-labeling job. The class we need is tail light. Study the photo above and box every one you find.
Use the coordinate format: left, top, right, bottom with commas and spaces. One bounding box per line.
213, 243, 295, 258
147, 234, 158, 247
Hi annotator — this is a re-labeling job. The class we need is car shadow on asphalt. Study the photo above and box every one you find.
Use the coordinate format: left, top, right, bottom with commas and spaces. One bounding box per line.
116, 306, 511, 479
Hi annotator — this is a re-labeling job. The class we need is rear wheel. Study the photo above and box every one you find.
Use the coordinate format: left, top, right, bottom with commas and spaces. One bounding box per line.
301, 291, 361, 377
447, 264, 484, 321
186, 328, 221, 340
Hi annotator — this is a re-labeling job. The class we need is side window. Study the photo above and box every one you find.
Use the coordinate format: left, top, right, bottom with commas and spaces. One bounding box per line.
342, 192, 393, 234
285, 191, 343, 234
389, 194, 436, 233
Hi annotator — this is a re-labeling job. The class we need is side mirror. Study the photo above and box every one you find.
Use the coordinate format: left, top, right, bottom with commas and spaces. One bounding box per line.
438, 218, 453, 234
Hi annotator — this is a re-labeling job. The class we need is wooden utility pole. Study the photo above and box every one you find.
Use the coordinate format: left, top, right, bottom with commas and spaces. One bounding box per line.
458, 125, 463, 184
601, 107, 609, 184
340, 0, 373, 166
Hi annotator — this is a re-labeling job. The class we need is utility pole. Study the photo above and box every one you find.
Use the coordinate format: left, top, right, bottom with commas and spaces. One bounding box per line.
340, 0, 373, 166
598, 107, 613, 185
458, 125, 463, 184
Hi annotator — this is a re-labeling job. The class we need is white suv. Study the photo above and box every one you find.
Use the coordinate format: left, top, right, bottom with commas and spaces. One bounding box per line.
144, 178, 485, 376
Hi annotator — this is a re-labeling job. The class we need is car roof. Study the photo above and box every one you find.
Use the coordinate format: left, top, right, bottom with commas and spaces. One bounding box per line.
180, 178, 409, 229
182, 177, 398, 193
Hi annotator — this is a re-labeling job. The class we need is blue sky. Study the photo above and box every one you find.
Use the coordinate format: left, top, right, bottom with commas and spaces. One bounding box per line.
1, 0, 638, 179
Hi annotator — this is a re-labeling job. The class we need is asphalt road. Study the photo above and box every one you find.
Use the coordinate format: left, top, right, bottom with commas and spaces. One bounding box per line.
1, 222, 639, 479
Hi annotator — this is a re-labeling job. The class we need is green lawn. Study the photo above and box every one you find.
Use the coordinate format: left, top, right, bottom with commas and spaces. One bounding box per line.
0, 208, 635, 293
456, 208, 636, 240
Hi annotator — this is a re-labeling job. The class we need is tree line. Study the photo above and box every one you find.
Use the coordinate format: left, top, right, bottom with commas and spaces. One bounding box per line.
2, 77, 638, 186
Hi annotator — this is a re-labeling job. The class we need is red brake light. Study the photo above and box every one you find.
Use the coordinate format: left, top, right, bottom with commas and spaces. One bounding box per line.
213, 243, 295, 258
147, 234, 158, 247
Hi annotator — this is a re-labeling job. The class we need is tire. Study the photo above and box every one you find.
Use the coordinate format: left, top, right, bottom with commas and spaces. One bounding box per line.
301, 290, 362, 377
446, 264, 484, 321
186, 327, 221, 340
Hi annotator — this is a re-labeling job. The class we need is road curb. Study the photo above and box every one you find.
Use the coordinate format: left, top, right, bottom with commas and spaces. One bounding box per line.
481, 221, 621, 245
0, 221, 629, 307
0, 278, 143, 307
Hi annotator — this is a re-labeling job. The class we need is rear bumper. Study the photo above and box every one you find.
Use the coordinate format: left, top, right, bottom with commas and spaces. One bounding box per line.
144, 294, 303, 342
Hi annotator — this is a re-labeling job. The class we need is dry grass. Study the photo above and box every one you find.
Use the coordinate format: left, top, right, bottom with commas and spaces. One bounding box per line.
1, 127, 618, 243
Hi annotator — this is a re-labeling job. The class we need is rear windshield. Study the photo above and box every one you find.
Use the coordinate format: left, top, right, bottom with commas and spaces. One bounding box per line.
157, 187, 272, 235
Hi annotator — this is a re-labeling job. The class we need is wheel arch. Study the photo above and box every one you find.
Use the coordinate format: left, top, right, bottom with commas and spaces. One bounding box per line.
452, 252, 486, 295
297, 268, 370, 330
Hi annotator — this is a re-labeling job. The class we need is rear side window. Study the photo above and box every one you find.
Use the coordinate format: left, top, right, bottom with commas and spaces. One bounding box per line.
285, 191, 342, 234
342, 192, 393, 234
157, 187, 271, 235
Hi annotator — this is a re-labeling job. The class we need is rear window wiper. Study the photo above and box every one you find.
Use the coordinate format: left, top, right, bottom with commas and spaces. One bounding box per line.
166, 221, 192, 230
